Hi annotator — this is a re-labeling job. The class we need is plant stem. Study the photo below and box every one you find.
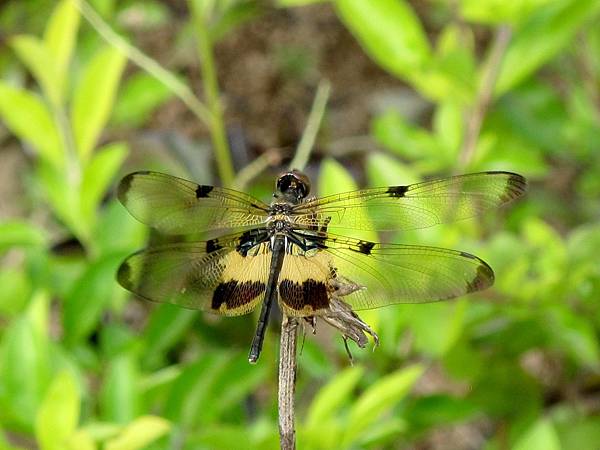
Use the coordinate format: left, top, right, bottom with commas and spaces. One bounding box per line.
459, 25, 512, 168
278, 316, 299, 450
289, 79, 331, 171
189, 1, 235, 186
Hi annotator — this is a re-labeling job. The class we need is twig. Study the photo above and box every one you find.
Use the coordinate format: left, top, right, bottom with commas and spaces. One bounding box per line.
78, 0, 212, 127
289, 79, 331, 171
278, 82, 331, 449
232, 149, 283, 191
459, 25, 512, 168
188, 0, 235, 186
278, 316, 299, 450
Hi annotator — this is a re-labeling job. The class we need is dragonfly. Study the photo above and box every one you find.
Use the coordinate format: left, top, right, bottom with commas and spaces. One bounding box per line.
116, 169, 526, 363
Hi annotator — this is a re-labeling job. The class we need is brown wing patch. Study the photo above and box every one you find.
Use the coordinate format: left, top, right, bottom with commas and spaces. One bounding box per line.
277, 251, 336, 316
207, 243, 271, 315
212, 280, 266, 312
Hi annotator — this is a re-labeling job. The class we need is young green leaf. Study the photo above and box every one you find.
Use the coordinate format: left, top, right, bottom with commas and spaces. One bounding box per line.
80, 142, 128, 229
104, 416, 170, 450
100, 352, 140, 424
44, 0, 80, 87
318, 158, 377, 242
342, 364, 424, 446
0, 220, 46, 253
10, 35, 62, 107
335, 0, 431, 82
0, 83, 63, 168
141, 305, 198, 369
63, 252, 128, 344
112, 73, 173, 127
305, 366, 364, 429
35, 370, 80, 450
71, 47, 126, 161
366, 153, 419, 188
513, 418, 561, 450
36, 162, 84, 242
0, 292, 51, 429
495, 0, 600, 95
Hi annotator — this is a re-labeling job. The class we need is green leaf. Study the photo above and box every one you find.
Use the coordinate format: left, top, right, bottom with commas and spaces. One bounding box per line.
0, 220, 46, 253
44, 0, 80, 86
66, 430, 96, 450
164, 354, 230, 428
0, 82, 63, 168
100, 351, 140, 424
63, 252, 128, 344
35, 371, 80, 450
513, 418, 561, 450
104, 416, 170, 450
10, 35, 61, 107
0, 269, 32, 316
335, 0, 431, 82
342, 364, 424, 446
141, 305, 198, 369
36, 162, 85, 242
318, 158, 377, 242
278, 0, 327, 6
112, 73, 173, 127
411, 301, 467, 357
460, 0, 552, 25
371, 111, 438, 162
71, 47, 126, 161
305, 366, 364, 429
80, 142, 128, 229
496, 0, 600, 95
366, 153, 419, 188
0, 292, 51, 429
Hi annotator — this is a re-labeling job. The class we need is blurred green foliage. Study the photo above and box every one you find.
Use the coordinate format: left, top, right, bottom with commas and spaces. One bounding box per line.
0, 0, 599, 449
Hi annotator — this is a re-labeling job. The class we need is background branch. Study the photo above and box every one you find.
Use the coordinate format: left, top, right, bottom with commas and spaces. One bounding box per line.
459, 25, 512, 168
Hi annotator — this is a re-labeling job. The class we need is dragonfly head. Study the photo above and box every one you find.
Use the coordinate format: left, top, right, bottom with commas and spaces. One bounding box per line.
276, 170, 311, 201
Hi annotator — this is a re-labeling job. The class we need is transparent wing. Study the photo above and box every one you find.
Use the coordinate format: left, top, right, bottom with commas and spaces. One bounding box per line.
292, 171, 526, 232
117, 231, 272, 316
118, 171, 270, 235
279, 232, 494, 316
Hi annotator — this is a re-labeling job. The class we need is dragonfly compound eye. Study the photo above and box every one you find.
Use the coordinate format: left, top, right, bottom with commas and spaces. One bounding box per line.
276, 170, 311, 199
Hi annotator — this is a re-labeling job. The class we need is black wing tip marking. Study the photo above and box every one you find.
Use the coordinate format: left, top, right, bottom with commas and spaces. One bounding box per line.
116, 260, 134, 291
504, 173, 527, 201
117, 173, 135, 205
463, 254, 495, 293
479, 171, 527, 202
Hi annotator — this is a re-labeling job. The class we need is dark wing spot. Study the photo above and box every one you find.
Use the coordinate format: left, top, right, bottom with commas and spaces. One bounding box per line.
212, 280, 265, 310
195, 185, 214, 198
349, 240, 376, 255
386, 185, 409, 198
116, 261, 133, 289
206, 239, 223, 253
279, 278, 329, 312
117, 173, 136, 204
466, 264, 495, 293
502, 173, 527, 202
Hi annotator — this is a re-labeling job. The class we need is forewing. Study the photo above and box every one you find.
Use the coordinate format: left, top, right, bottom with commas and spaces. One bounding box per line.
322, 235, 494, 310
118, 171, 270, 234
292, 171, 526, 232
117, 231, 272, 316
